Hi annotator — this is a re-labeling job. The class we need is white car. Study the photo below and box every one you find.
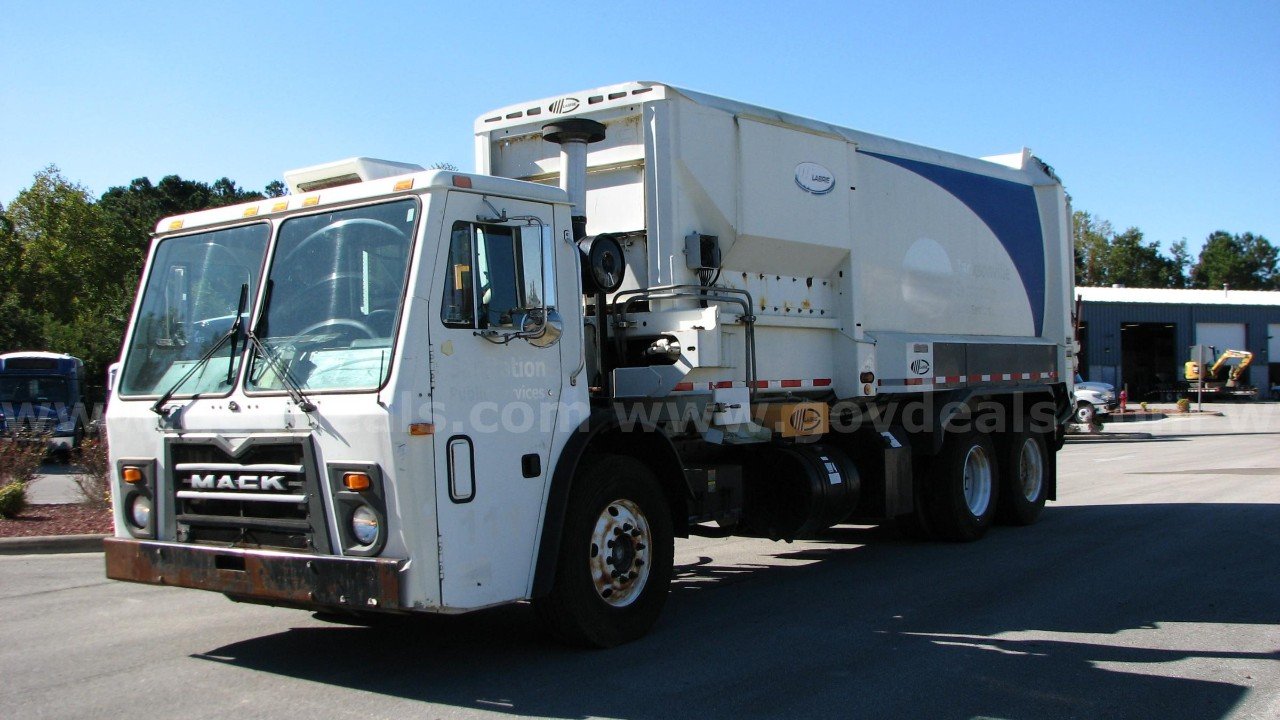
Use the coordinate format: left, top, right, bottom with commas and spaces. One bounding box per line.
1073, 375, 1118, 424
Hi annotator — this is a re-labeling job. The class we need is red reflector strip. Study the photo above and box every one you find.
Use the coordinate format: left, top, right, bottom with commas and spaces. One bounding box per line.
754, 380, 769, 389
904, 378, 924, 386
781, 379, 802, 388
813, 378, 832, 387
714, 380, 735, 388
673, 382, 694, 391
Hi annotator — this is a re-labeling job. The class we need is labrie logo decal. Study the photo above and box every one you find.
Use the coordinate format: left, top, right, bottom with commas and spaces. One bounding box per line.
794, 162, 836, 195
910, 359, 931, 375
549, 97, 580, 114
187, 474, 288, 491
790, 407, 824, 433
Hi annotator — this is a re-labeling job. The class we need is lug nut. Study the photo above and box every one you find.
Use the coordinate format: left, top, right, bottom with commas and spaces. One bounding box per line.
614, 528, 622, 536
606, 557, 614, 565
635, 559, 645, 567
611, 570, 621, 578
623, 523, 633, 532
636, 543, 646, 550
631, 529, 641, 537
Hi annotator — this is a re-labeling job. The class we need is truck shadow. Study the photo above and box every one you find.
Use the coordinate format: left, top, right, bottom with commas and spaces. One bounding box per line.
195, 502, 1280, 719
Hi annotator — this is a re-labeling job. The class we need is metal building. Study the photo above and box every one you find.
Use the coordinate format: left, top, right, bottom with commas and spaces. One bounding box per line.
1076, 287, 1280, 399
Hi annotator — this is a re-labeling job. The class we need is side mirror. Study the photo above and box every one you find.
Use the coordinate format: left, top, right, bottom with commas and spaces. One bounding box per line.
518, 308, 562, 348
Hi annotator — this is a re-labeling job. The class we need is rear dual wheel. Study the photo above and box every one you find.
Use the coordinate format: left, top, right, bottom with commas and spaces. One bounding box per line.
996, 432, 1047, 526
902, 430, 999, 542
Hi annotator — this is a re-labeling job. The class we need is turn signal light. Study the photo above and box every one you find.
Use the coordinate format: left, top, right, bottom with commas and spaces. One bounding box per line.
408, 422, 435, 436
342, 472, 372, 491
860, 371, 875, 384
122, 466, 144, 484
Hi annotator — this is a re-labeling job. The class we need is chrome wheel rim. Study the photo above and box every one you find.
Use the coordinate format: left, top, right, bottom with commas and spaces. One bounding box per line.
962, 444, 993, 517
589, 498, 651, 607
1018, 437, 1044, 501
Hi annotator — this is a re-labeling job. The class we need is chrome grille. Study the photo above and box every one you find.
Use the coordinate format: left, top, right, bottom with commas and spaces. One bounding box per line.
169, 441, 327, 552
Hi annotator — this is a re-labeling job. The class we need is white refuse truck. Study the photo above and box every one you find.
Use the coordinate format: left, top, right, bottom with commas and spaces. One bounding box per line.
105, 81, 1074, 646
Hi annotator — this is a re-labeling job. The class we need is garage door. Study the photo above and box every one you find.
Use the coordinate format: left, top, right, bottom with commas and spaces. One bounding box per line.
1196, 323, 1246, 353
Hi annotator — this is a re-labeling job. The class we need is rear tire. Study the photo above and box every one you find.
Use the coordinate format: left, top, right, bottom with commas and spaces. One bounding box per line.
534, 454, 674, 648
921, 431, 999, 542
996, 431, 1047, 526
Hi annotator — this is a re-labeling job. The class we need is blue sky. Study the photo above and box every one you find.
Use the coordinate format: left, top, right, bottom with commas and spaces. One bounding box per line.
2, 1, 1276, 254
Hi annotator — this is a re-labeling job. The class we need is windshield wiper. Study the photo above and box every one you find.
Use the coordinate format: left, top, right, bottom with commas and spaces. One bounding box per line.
246, 280, 316, 413
151, 284, 249, 417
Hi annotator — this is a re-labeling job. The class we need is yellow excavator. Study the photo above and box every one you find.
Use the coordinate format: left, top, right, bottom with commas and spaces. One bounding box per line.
1185, 348, 1255, 397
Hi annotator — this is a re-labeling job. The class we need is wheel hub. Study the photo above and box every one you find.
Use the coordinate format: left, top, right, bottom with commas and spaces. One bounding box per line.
590, 499, 651, 607
962, 445, 993, 516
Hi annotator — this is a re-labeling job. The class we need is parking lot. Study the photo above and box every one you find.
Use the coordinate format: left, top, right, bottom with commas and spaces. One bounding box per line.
2, 405, 1278, 719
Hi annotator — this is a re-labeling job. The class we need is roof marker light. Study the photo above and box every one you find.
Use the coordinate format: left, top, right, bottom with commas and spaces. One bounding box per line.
302, 196, 320, 207
272, 201, 288, 212
393, 179, 414, 191
168, 220, 184, 230
452, 176, 472, 189
243, 206, 259, 217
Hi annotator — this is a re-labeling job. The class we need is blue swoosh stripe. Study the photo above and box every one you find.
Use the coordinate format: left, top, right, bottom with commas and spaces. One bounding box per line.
861, 151, 1045, 336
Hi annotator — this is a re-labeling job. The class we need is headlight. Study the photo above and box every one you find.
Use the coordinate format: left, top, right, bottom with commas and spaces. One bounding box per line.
351, 505, 380, 546
129, 495, 152, 529
55, 420, 77, 434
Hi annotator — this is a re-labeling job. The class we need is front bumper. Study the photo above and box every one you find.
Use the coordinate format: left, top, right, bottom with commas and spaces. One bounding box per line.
1096, 401, 1119, 415
104, 538, 404, 611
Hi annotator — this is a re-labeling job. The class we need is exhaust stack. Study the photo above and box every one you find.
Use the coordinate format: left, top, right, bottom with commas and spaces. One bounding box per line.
541, 119, 606, 240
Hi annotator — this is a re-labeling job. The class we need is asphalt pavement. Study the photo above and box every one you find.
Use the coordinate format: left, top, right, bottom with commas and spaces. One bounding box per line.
2, 404, 1278, 719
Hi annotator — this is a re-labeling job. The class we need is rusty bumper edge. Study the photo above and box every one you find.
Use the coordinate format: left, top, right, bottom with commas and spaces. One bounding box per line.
104, 538, 403, 611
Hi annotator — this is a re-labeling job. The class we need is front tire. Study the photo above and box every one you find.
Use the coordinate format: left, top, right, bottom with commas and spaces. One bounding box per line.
1074, 402, 1096, 425
534, 454, 674, 648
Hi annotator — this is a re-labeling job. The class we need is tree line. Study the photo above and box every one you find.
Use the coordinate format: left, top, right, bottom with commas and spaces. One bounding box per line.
1074, 211, 1277, 290
0, 167, 1275, 398
0, 167, 283, 396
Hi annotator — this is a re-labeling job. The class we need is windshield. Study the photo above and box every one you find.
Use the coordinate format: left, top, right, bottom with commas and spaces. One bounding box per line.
247, 199, 416, 393
0, 376, 70, 405
119, 224, 269, 397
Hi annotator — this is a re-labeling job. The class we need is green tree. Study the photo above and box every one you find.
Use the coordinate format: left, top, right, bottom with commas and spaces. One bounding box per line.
1073, 211, 1185, 288
1073, 211, 1112, 286
1, 167, 136, 388
1190, 231, 1278, 290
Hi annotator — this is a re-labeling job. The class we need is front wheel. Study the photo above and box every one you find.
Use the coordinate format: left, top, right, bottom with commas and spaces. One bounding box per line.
1074, 402, 1096, 425
534, 454, 674, 648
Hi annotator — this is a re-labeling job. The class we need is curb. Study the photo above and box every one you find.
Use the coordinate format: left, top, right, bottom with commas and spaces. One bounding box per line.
1064, 432, 1155, 442
1102, 412, 1167, 423
0, 534, 107, 555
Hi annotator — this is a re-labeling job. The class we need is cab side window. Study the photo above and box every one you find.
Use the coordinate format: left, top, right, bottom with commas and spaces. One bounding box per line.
441, 221, 545, 329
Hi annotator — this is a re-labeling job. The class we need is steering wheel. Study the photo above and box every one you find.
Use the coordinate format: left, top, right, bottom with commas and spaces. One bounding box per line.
291, 317, 377, 344
278, 218, 407, 268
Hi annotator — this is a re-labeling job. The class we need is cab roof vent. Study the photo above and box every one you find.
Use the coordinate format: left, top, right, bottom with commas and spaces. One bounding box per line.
283, 157, 424, 195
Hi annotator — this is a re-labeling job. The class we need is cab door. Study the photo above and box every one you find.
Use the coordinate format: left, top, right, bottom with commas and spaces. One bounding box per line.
427, 191, 563, 608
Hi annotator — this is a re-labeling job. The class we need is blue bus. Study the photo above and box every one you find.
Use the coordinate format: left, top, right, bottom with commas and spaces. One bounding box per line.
0, 351, 86, 457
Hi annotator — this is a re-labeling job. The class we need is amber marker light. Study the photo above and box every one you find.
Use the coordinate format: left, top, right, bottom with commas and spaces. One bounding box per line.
302, 196, 320, 207
168, 220, 184, 230
242, 206, 260, 217
452, 175, 472, 188
122, 466, 144, 484
408, 423, 435, 436
342, 472, 372, 491
272, 201, 288, 212
393, 178, 414, 191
